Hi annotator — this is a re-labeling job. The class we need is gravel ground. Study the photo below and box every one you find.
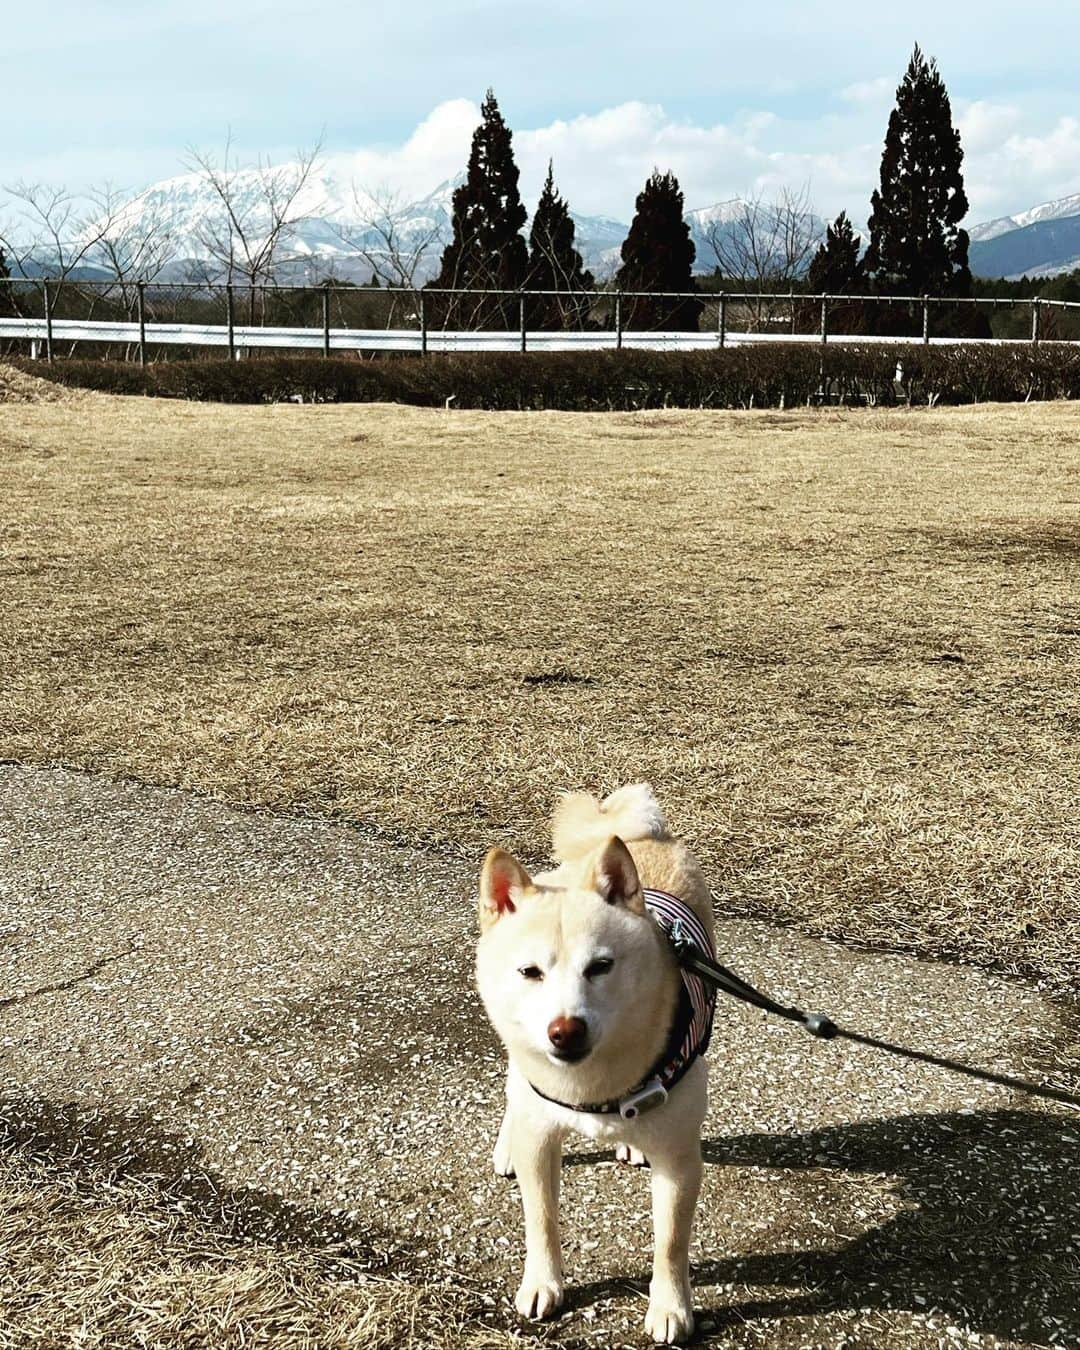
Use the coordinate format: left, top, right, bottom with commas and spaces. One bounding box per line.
0, 764, 1077, 1348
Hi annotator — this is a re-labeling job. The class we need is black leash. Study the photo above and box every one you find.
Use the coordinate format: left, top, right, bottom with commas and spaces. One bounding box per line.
669, 930, 1080, 1111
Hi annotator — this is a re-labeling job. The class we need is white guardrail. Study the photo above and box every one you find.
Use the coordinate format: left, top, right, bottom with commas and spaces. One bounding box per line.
0, 316, 1069, 353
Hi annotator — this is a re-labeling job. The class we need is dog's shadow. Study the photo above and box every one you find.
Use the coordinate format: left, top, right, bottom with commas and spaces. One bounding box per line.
0, 1094, 406, 1266
568, 1107, 1080, 1345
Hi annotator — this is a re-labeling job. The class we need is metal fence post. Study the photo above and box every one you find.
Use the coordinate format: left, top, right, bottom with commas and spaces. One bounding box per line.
820, 294, 828, 346
43, 279, 54, 364
718, 292, 727, 348
1032, 296, 1041, 346
136, 281, 147, 366
790, 288, 796, 336
615, 291, 623, 350
922, 294, 930, 345
322, 283, 331, 358
419, 292, 428, 356
519, 293, 526, 353
226, 283, 235, 360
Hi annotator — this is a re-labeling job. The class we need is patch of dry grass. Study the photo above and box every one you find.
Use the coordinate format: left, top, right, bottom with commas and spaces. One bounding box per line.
1, 388, 1078, 990
0, 363, 76, 405
0, 1143, 515, 1349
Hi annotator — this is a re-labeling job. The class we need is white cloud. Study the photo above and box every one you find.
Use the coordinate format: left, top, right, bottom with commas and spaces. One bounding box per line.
327, 99, 479, 202
515, 99, 1080, 228
344, 97, 1079, 233
1002, 116, 1080, 179
838, 77, 894, 106
333, 96, 1075, 233
956, 100, 1022, 154
12, 93, 1077, 241
340, 99, 882, 224
962, 114, 1080, 219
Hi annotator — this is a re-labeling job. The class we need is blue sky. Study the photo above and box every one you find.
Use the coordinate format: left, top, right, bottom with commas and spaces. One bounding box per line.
7, 1, 1080, 225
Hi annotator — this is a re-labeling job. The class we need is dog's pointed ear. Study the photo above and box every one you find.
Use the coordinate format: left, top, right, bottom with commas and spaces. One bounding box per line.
479, 848, 533, 931
592, 837, 645, 914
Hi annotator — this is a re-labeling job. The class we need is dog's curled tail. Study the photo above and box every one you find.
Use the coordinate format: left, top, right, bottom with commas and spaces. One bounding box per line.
551, 783, 668, 861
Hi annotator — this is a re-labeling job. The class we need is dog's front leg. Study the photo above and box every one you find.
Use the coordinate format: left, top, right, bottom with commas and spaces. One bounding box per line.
510, 1114, 566, 1320
643, 1135, 701, 1344
492, 1091, 515, 1177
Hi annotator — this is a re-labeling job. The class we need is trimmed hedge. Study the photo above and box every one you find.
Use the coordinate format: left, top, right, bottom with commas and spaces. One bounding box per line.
14, 343, 1080, 410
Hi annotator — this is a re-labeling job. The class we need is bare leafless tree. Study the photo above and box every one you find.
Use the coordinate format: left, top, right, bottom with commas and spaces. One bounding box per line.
705, 185, 820, 328
185, 133, 323, 321
85, 183, 178, 317
331, 185, 444, 326
0, 182, 108, 287
0, 182, 116, 342
0, 216, 39, 283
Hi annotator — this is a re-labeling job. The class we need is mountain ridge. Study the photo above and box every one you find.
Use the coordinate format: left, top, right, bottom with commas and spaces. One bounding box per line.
56, 168, 1080, 284
76, 164, 833, 283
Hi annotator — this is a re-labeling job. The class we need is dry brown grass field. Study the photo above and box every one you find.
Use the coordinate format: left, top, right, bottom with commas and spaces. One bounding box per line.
1, 382, 1078, 993
2, 377, 1080, 1348
0, 1144, 517, 1350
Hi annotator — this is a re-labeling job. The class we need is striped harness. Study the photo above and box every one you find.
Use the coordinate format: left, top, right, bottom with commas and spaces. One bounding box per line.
527, 888, 717, 1119
642, 888, 716, 1083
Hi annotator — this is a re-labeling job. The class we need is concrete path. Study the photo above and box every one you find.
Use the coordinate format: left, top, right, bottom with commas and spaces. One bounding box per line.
0, 765, 1077, 1349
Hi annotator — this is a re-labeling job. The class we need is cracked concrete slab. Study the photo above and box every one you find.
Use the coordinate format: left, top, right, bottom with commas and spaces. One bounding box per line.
0, 764, 1077, 1348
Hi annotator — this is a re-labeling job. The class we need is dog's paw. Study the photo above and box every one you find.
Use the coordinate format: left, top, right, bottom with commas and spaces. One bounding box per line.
644, 1292, 694, 1344
515, 1274, 565, 1320
615, 1143, 648, 1167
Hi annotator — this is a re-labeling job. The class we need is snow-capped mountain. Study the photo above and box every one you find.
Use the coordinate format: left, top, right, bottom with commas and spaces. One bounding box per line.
571, 213, 627, 277
79, 162, 631, 284
684, 198, 828, 274
969, 192, 1080, 278
73, 162, 842, 285
81, 165, 450, 282
57, 163, 1080, 287
969, 216, 1080, 279
969, 193, 1080, 243
93, 164, 358, 268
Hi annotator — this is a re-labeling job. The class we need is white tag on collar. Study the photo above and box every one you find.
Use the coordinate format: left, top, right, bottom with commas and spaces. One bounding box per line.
619, 1077, 668, 1120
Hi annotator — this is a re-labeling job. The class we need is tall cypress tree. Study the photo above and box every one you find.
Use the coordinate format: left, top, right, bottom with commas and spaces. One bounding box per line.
864, 46, 972, 297
616, 170, 702, 330
807, 212, 862, 293
526, 162, 593, 329
432, 90, 527, 327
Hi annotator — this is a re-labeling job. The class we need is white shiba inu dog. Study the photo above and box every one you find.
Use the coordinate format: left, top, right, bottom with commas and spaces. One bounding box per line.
476, 784, 716, 1345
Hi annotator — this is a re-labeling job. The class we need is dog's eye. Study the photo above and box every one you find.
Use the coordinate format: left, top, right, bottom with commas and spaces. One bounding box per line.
585, 957, 614, 979
518, 965, 544, 981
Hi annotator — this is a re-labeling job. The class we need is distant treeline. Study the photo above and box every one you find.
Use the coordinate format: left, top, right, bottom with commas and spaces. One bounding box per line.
971, 270, 1080, 302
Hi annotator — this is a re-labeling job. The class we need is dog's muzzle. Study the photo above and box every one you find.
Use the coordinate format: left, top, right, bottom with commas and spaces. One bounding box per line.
547, 1015, 589, 1061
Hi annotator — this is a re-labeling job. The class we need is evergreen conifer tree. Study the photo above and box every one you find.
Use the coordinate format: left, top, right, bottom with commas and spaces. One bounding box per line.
864, 46, 972, 298
807, 212, 862, 294
526, 162, 593, 329
432, 90, 527, 327
806, 210, 866, 333
616, 170, 702, 330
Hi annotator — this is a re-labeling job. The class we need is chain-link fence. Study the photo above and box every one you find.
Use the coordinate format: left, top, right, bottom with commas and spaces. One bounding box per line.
2, 277, 1078, 362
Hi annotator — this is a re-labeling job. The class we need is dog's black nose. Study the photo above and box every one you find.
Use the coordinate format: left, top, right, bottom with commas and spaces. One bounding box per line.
547, 1016, 588, 1058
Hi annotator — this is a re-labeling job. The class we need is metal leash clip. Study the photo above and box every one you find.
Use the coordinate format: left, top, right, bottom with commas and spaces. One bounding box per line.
619, 1077, 668, 1119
